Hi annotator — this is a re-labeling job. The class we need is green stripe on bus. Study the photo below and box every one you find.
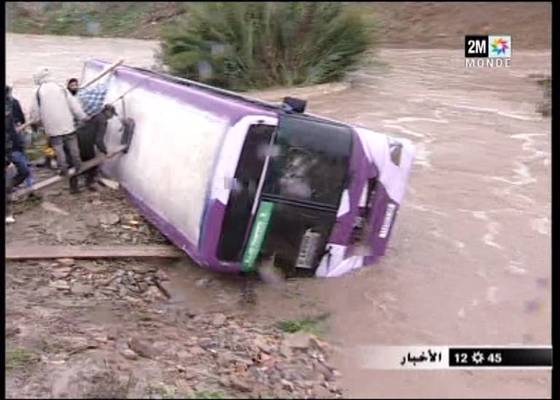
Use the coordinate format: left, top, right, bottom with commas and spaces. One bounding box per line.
242, 201, 274, 272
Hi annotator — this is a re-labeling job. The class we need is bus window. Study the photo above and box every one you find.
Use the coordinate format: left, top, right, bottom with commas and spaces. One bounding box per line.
263, 115, 352, 208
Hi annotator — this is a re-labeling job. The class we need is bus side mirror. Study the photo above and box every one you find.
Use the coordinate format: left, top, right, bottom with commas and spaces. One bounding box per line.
282, 97, 307, 114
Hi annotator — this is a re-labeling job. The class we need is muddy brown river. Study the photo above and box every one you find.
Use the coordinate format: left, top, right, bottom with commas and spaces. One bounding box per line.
6, 34, 551, 398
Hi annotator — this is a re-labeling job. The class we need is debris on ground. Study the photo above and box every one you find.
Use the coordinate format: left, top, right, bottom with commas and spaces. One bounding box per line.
6, 178, 343, 398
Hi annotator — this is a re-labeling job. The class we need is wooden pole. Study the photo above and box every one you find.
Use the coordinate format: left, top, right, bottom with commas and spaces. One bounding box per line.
6, 244, 184, 260
11, 145, 127, 201
80, 59, 124, 90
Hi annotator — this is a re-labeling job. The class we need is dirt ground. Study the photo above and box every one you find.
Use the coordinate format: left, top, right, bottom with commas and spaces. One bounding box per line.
5, 30, 551, 399
366, 2, 551, 50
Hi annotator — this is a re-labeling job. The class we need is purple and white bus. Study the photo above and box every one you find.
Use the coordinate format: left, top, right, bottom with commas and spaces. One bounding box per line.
82, 60, 415, 278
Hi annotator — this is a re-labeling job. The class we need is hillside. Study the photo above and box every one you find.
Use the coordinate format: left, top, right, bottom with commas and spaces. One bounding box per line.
6, 2, 551, 49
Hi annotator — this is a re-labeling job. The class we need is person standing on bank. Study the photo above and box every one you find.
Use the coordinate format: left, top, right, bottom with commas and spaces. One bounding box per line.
6, 85, 33, 190
70, 104, 115, 192
29, 67, 88, 193
67, 78, 80, 96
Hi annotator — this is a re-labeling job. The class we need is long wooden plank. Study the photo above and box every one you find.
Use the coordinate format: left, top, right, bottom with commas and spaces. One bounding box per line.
80, 59, 124, 90
6, 245, 184, 260
11, 145, 126, 201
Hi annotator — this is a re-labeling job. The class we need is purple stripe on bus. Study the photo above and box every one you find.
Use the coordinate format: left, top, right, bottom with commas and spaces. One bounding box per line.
123, 184, 240, 273
328, 130, 378, 247
87, 60, 276, 121
198, 199, 243, 273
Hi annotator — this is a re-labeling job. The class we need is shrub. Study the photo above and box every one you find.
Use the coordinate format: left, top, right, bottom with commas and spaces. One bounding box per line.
160, 2, 373, 91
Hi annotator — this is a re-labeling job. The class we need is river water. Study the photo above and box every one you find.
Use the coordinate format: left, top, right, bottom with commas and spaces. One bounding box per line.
6, 34, 551, 398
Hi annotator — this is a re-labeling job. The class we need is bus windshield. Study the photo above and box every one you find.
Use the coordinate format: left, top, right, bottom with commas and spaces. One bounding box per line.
263, 115, 353, 208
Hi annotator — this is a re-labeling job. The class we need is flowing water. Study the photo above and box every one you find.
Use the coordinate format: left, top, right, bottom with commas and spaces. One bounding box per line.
6, 34, 551, 398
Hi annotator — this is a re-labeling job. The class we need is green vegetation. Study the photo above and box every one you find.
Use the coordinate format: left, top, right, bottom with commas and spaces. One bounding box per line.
187, 391, 227, 399
147, 383, 226, 399
276, 312, 330, 336
6, 347, 40, 370
160, 2, 374, 91
6, 2, 188, 38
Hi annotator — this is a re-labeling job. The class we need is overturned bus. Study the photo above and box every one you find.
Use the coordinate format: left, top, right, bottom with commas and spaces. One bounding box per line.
81, 60, 415, 278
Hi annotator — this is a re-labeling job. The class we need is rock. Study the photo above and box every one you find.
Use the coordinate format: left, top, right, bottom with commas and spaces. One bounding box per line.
314, 384, 334, 399
228, 376, 252, 392
72, 282, 93, 296
254, 336, 274, 354
279, 342, 292, 358
314, 361, 335, 381
83, 263, 108, 274
99, 177, 119, 190
122, 213, 141, 224
190, 346, 206, 356
281, 379, 295, 392
41, 201, 70, 216
198, 338, 214, 349
195, 278, 212, 288
93, 335, 109, 344
99, 212, 120, 226
34, 286, 53, 297
152, 280, 172, 299
128, 337, 156, 359
83, 214, 99, 227
212, 313, 227, 327
125, 296, 143, 305
217, 353, 234, 367
6, 325, 21, 338
155, 269, 169, 281
120, 348, 138, 360
309, 337, 329, 352
131, 264, 156, 274
57, 258, 75, 267
284, 331, 314, 350
52, 267, 73, 279
50, 280, 71, 290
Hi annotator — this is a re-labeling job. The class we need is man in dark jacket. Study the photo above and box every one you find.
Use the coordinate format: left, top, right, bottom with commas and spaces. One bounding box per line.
69, 104, 115, 192
7, 86, 33, 189
6, 104, 15, 224
6, 90, 30, 192
5, 89, 30, 224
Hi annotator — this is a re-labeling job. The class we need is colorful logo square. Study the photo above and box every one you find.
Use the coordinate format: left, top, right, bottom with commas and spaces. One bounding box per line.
488, 35, 511, 58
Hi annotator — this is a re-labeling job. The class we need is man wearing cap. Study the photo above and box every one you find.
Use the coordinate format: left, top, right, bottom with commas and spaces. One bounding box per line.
29, 67, 88, 193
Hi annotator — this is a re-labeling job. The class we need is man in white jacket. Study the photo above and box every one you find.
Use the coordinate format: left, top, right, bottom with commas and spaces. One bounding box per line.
29, 67, 88, 188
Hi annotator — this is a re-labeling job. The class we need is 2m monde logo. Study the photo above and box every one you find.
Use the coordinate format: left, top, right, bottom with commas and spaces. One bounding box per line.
465, 35, 512, 68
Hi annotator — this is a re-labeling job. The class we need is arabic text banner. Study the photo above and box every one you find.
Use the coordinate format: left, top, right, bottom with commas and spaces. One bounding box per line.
351, 346, 552, 370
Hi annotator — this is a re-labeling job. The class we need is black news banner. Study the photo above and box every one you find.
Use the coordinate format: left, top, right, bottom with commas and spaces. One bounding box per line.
449, 347, 552, 368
